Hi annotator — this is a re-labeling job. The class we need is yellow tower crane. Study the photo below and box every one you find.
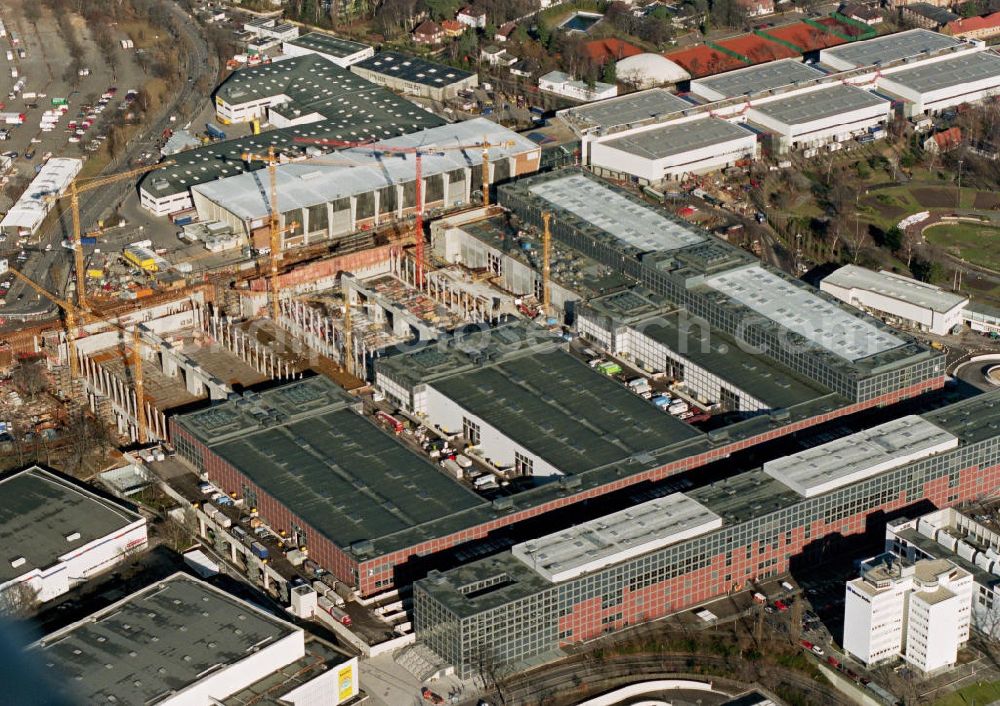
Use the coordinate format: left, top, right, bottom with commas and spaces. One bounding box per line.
8, 267, 151, 443
542, 211, 553, 316
7, 267, 82, 380
241, 147, 298, 322
48, 161, 173, 310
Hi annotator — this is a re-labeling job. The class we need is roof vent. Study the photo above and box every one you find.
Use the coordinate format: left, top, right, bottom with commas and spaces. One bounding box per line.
10, 557, 25, 569
65, 532, 81, 542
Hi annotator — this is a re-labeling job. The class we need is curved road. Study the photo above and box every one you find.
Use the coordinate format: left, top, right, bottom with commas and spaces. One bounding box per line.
3, 0, 215, 324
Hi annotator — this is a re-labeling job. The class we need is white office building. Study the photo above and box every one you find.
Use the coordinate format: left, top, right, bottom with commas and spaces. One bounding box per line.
887, 508, 1000, 639
282, 32, 374, 68
843, 556, 973, 674
539, 71, 617, 102
821, 264, 969, 335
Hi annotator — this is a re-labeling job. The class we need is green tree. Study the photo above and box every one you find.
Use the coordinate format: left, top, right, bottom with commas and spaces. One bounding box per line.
911, 257, 944, 283
883, 226, 903, 251
602, 60, 616, 84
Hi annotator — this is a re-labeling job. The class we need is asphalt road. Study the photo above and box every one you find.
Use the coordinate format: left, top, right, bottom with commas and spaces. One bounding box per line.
1, 0, 215, 323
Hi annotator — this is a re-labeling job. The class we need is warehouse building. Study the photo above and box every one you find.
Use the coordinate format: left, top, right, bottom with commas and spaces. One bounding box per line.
577, 288, 836, 414
499, 170, 944, 404
820, 264, 969, 335
32, 572, 360, 705
877, 51, 1000, 117
0, 465, 147, 604
414, 392, 1000, 677
351, 51, 479, 101
282, 31, 374, 67
588, 116, 758, 184
0, 157, 82, 235
820, 28, 966, 71
884, 508, 1000, 640
190, 119, 539, 248
746, 83, 891, 152
689, 58, 826, 102
140, 58, 444, 216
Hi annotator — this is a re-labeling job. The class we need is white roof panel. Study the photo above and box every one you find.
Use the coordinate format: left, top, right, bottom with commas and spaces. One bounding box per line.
527, 173, 705, 253
0, 158, 82, 231
763, 415, 958, 497
704, 265, 904, 361
512, 492, 722, 582
823, 264, 968, 314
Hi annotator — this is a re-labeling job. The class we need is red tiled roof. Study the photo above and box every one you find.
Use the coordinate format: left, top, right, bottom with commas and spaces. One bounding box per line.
934, 126, 962, 150
945, 11, 1000, 34
414, 19, 442, 36
584, 38, 643, 63
664, 45, 745, 77
497, 21, 517, 37
441, 19, 463, 31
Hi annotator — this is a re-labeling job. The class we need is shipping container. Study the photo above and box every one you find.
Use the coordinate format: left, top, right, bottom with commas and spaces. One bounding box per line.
232, 526, 250, 544
51, 97, 67, 106
80, 236, 97, 246
668, 401, 690, 415
652, 395, 671, 409
205, 123, 226, 140
330, 606, 352, 625
250, 541, 269, 560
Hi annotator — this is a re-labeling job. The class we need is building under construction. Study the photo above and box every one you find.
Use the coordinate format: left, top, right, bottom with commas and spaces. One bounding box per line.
189, 119, 540, 248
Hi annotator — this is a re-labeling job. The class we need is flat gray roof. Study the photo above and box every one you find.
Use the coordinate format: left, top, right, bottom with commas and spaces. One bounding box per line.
560, 88, 692, 130
428, 348, 703, 475
511, 492, 722, 582
763, 415, 958, 497
352, 51, 475, 88
823, 264, 968, 313
601, 117, 755, 160
192, 119, 534, 220
750, 84, 888, 126
821, 29, 963, 69
34, 573, 300, 704
585, 289, 835, 409
142, 56, 443, 199
175, 377, 486, 554
527, 173, 705, 253
0, 467, 141, 583
692, 59, 825, 98
285, 31, 370, 58
881, 51, 1000, 95
704, 265, 905, 361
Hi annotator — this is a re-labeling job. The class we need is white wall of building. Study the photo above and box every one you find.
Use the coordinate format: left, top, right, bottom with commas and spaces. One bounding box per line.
905, 580, 971, 674
844, 577, 906, 665
281, 41, 374, 68
423, 384, 564, 478
821, 276, 968, 335
140, 186, 193, 217
747, 96, 890, 151
165, 630, 305, 705
1, 517, 147, 603
589, 130, 757, 183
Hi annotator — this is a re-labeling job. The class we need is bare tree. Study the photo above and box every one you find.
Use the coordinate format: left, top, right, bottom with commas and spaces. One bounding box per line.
0, 582, 40, 618
62, 404, 112, 478
12, 358, 48, 402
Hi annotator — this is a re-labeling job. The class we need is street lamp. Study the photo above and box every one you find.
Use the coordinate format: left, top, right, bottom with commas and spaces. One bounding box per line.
957, 159, 964, 209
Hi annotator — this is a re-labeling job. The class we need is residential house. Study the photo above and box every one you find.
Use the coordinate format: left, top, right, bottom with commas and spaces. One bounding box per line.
510, 58, 538, 78
457, 6, 487, 29
943, 11, 1000, 39
481, 45, 518, 67
842, 3, 883, 24
441, 19, 465, 37
923, 126, 962, 154
737, 0, 775, 17
496, 22, 518, 42
413, 20, 445, 45
900, 2, 960, 28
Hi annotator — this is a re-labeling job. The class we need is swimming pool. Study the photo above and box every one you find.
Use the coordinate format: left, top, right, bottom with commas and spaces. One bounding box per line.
559, 11, 603, 33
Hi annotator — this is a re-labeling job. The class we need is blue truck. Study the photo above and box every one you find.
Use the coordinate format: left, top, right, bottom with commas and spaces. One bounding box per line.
205, 123, 226, 141
250, 541, 269, 560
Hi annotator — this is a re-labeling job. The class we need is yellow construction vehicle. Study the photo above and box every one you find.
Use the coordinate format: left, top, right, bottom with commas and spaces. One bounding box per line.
47, 161, 173, 310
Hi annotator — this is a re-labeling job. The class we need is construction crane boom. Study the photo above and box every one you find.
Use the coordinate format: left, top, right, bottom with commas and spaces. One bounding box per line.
241, 148, 299, 321
8, 266, 152, 442
293, 136, 513, 287
50, 161, 173, 311
7, 267, 80, 380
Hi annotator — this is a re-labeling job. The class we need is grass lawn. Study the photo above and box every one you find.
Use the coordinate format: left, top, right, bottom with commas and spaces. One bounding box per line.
934, 680, 1000, 706
924, 221, 1000, 272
